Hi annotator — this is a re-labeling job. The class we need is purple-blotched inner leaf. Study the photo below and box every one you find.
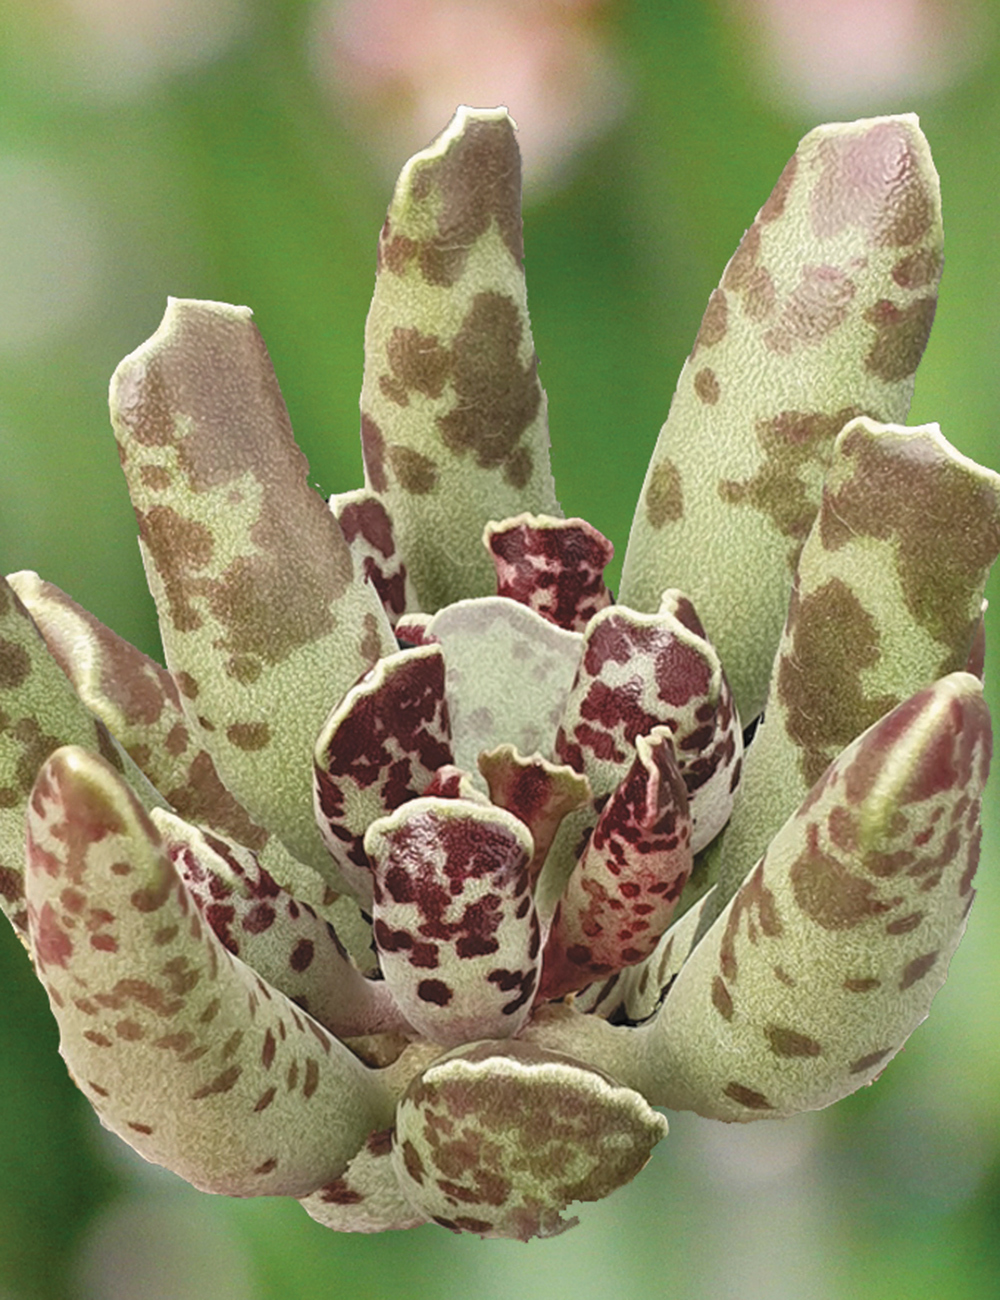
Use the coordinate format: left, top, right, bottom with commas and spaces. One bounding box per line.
364, 797, 540, 1046
483, 514, 615, 632
300, 1127, 427, 1234
313, 644, 453, 908
154, 810, 409, 1039
24, 746, 387, 1197
539, 728, 693, 1001
477, 745, 591, 882
555, 603, 741, 853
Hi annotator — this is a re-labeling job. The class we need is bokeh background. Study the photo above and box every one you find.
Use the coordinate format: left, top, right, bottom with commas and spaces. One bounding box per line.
1, 1, 999, 1296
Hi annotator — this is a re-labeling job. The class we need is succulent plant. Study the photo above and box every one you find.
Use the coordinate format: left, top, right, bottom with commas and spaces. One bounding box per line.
2, 106, 998, 1242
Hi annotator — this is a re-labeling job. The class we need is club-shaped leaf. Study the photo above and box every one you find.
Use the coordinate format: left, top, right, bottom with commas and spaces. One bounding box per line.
621, 115, 944, 722
359, 106, 561, 611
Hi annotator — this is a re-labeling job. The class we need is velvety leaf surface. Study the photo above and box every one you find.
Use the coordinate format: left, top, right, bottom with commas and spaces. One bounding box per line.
713, 418, 1000, 914
484, 514, 614, 632
313, 644, 453, 907
365, 796, 539, 1045
153, 810, 408, 1039
359, 106, 561, 611
425, 596, 582, 775
300, 1127, 427, 1234
0, 576, 163, 935
621, 115, 944, 722
109, 298, 396, 883
632, 672, 991, 1118
390, 1040, 668, 1239
25, 746, 388, 1196
539, 729, 693, 1001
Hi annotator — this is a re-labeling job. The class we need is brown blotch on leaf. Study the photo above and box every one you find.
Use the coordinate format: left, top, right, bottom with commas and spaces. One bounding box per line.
139, 464, 173, 491
892, 248, 943, 290
361, 413, 389, 493
900, 949, 938, 990
863, 297, 937, 382
226, 721, 271, 752
408, 113, 524, 287
693, 368, 720, 405
692, 289, 728, 355
759, 153, 799, 223
720, 407, 864, 545
850, 1047, 892, 1074
711, 974, 733, 1020
645, 458, 684, 529
723, 1082, 773, 1110
381, 327, 452, 405
822, 425, 1000, 649
388, 445, 438, 495
778, 578, 898, 787
790, 827, 897, 930
766, 1025, 821, 1057
437, 291, 541, 478
0, 638, 31, 690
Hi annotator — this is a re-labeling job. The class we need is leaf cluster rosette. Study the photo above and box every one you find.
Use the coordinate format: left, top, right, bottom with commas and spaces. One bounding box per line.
1, 106, 998, 1241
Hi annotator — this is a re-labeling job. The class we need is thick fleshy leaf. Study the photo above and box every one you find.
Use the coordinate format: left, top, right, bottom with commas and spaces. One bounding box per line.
300, 1128, 427, 1233
629, 672, 991, 1118
425, 597, 582, 774
365, 797, 539, 1046
621, 115, 944, 722
24, 746, 389, 1195
555, 603, 741, 852
109, 298, 396, 883
391, 1040, 668, 1239
0, 576, 164, 935
313, 644, 453, 908
359, 105, 561, 611
539, 730, 692, 1001
153, 810, 408, 1039
713, 419, 1000, 916
483, 514, 614, 632
478, 745, 591, 881
329, 489, 419, 627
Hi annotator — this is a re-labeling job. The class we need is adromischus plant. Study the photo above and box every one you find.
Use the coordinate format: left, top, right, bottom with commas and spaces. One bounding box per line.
1, 107, 999, 1241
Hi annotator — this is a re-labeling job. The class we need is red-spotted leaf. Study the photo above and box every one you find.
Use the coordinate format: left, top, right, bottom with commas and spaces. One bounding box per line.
153, 810, 408, 1039
300, 1128, 427, 1233
313, 644, 453, 908
483, 514, 614, 632
391, 1040, 668, 1239
555, 604, 741, 853
24, 747, 388, 1196
330, 489, 419, 628
364, 797, 540, 1045
539, 729, 693, 1001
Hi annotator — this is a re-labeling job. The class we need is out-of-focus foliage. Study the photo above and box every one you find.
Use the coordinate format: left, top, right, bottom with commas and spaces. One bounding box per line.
1, 1, 998, 1296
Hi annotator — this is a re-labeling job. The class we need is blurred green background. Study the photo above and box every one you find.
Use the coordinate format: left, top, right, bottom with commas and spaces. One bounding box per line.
2, 1, 999, 1296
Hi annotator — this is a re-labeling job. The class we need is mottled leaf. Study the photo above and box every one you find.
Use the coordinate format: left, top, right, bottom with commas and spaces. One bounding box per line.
359, 106, 561, 611
153, 810, 408, 1038
621, 115, 944, 722
391, 1040, 668, 1239
329, 489, 419, 627
478, 745, 591, 881
25, 746, 389, 1195
713, 418, 1000, 916
313, 644, 453, 908
540, 730, 693, 1001
484, 514, 614, 632
109, 298, 396, 883
0, 576, 164, 935
365, 797, 539, 1045
633, 672, 991, 1118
